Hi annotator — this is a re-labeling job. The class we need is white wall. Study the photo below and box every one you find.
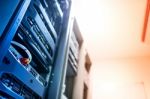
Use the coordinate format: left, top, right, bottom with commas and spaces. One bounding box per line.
90, 57, 150, 99
75, 0, 150, 61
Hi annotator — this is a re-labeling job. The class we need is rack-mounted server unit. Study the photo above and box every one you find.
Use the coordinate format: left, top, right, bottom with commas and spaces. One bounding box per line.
66, 30, 79, 76
64, 28, 80, 99
0, 0, 72, 98
0, 0, 31, 66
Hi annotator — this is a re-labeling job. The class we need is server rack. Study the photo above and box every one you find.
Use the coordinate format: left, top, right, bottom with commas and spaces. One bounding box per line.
0, 0, 74, 98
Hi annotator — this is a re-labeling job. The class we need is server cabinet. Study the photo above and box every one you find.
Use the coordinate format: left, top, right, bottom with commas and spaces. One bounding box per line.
0, 0, 73, 98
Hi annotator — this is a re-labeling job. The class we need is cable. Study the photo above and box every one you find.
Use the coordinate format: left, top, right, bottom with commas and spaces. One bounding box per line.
11, 41, 32, 65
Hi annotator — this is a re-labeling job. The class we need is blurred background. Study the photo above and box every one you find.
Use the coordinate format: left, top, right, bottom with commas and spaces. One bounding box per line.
75, 0, 150, 99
